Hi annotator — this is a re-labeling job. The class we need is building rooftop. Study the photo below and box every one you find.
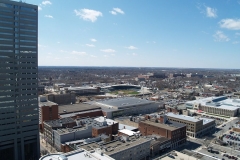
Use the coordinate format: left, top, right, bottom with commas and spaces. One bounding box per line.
81, 136, 151, 156
60, 109, 102, 118
167, 112, 214, 125
118, 129, 136, 136
148, 135, 170, 146
95, 97, 154, 109
159, 150, 203, 160
38, 96, 57, 107
39, 149, 114, 160
44, 117, 76, 128
186, 96, 240, 111
118, 123, 137, 131
59, 103, 101, 114
67, 86, 98, 90
140, 119, 185, 131
39, 100, 57, 107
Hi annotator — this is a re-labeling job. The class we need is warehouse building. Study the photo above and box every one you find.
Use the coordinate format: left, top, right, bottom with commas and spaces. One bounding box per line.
91, 97, 160, 118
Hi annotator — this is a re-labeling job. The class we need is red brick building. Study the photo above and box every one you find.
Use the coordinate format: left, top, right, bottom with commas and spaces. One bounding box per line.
92, 117, 119, 139
139, 115, 186, 148
39, 96, 59, 131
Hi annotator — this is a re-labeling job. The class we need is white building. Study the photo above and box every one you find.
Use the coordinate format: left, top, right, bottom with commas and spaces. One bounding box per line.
39, 149, 114, 160
185, 96, 240, 117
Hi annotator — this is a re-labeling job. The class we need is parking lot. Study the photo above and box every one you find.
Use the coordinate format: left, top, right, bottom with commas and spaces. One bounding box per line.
199, 147, 240, 160
222, 131, 240, 150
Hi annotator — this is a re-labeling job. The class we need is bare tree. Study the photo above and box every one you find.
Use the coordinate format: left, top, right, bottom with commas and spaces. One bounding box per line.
40, 149, 48, 156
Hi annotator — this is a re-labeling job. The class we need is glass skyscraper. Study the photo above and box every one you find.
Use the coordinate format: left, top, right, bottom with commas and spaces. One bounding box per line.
0, 0, 39, 159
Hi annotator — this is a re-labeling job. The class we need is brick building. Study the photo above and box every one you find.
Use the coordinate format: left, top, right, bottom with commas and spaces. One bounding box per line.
166, 112, 215, 138
92, 117, 119, 137
43, 118, 76, 146
149, 136, 171, 157
43, 116, 118, 151
139, 115, 186, 149
39, 96, 58, 131
58, 103, 102, 118
46, 92, 76, 105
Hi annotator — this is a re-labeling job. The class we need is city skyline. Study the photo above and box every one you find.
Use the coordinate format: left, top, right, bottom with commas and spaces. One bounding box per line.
20, 0, 240, 68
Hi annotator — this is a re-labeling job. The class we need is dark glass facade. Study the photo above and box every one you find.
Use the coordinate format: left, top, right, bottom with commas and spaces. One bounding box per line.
0, 0, 39, 159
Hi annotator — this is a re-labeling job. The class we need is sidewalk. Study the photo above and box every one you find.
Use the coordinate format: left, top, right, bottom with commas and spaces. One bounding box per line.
40, 138, 58, 154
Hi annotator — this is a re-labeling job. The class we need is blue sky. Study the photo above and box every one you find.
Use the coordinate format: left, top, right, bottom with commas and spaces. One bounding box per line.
18, 0, 240, 68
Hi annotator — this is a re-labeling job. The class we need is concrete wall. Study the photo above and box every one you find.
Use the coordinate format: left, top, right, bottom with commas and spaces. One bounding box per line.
110, 140, 151, 160
54, 125, 93, 151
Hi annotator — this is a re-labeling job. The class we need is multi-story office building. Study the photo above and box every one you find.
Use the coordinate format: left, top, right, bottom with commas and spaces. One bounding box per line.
139, 115, 186, 149
166, 112, 215, 138
0, 0, 39, 159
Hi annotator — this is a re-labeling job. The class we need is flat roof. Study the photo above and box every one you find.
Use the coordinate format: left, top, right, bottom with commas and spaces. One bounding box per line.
44, 117, 75, 128
149, 136, 169, 146
39, 101, 57, 107
160, 150, 203, 160
39, 149, 113, 160
167, 113, 200, 122
140, 119, 185, 131
167, 113, 214, 125
118, 123, 137, 131
67, 86, 97, 90
94, 117, 118, 126
95, 97, 154, 109
59, 103, 101, 114
81, 136, 151, 156
118, 129, 136, 136
60, 109, 102, 118
186, 96, 240, 111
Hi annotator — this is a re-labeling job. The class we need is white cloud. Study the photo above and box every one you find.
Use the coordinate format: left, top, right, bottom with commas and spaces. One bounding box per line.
42, 1, 52, 5
111, 54, 115, 56
100, 49, 116, 53
233, 41, 240, 44
45, 15, 53, 18
74, 9, 102, 22
206, 6, 217, 18
38, 6, 42, 11
91, 38, 97, 42
71, 51, 87, 56
219, 19, 240, 30
110, 11, 117, 15
86, 44, 95, 47
57, 42, 60, 44
110, 8, 124, 15
113, 8, 124, 14
127, 46, 138, 49
213, 31, 230, 42
103, 55, 108, 58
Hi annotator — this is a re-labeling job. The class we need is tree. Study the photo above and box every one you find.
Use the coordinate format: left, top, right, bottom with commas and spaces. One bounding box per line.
40, 149, 48, 156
